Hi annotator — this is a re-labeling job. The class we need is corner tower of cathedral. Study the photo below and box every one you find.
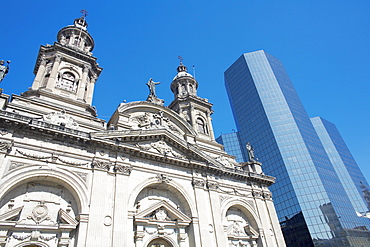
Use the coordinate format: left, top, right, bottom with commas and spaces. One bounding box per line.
169, 62, 215, 141
6, 16, 105, 131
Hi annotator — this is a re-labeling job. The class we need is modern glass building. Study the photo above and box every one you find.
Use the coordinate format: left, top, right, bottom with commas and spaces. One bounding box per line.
220, 50, 370, 246
215, 132, 244, 163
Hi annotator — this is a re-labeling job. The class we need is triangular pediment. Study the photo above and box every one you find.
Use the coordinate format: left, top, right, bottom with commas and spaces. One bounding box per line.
91, 130, 225, 169
136, 200, 191, 224
0, 206, 23, 221
58, 208, 78, 227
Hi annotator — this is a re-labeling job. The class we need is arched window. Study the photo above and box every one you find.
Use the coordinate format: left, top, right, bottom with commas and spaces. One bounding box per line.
197, 118, 207, 134
57, 72, 78, 92
147, 238, 172, 247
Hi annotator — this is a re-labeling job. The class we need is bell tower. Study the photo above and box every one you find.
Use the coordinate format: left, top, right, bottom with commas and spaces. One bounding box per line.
169, 62, 215, 141
25, 13, 102, 115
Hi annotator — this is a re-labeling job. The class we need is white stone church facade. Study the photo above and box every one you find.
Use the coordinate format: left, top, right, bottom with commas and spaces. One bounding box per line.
0, 17, 285, 247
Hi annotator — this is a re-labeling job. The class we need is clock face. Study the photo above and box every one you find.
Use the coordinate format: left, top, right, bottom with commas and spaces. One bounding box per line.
57, 72, 77, 92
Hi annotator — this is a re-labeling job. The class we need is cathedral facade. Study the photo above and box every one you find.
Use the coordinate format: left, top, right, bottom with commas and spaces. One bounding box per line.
0, 17, 285, 247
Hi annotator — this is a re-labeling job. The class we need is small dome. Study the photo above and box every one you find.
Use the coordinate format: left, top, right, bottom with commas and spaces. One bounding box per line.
74, 17, 88, 30
56, 16, 94, 54
173, 62, 193, 80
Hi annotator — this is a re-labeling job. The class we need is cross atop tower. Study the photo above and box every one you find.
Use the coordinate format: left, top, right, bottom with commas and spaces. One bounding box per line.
80, 9, 88, 19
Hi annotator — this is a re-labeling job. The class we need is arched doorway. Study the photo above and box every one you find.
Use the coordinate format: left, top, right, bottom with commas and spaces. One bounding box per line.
147, 238, 172, 247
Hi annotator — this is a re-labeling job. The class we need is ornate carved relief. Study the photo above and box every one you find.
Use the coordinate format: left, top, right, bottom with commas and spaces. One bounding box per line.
215, 155, 238, 169
263, 192, 272, 200
75, 172, 88, 181
43, 110, 79, 129
225, 207, 259, 246
136, 140, 186, 159
192, 178, 205, 189
131, 111, 182, 136
58, 157, 89, 166
0, 129, 9, 136
8, 161, 28, 171
207, 181, 219, 191
92, 160, 111, 171
28, 202, 53, 224
0, 141, 12, 153
115, 164, 132, 175
16, 149, 51, 160
157, 174, 172, 183
252, 191, 262, 198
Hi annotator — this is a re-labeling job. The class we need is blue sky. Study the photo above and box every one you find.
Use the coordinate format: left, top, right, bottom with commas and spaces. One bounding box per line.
2, 1, 370, 180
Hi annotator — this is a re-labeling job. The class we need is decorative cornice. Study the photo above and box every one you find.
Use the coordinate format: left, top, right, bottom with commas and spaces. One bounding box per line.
0, 110, 276, 185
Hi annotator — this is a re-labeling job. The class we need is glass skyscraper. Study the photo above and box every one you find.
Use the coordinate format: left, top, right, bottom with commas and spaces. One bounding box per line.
220, 50, 370, 246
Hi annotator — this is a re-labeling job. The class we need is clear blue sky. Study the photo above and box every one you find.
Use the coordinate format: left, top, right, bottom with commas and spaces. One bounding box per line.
2, 1, 370, 180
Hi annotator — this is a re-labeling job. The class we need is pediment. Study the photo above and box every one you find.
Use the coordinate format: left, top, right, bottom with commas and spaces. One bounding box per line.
108, 101, 197, 137
91, 129, 225, 169
136, 200, 191, 224
0, 206, 23, 221
58, 208, 78, 227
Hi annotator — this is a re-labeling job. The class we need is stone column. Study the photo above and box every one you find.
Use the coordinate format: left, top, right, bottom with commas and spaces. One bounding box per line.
32, 58, 47, 90
77, 65, 90, 101
86, 77, 96, 105
46, 55, 62, 91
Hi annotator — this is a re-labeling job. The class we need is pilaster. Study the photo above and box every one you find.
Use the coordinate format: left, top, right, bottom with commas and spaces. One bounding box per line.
192, 177, 217, 246
32, 57, 47, 90
46, 55, 62, 91
207, 181, 228, 247
86, 77, 96, 104
112, 163, 132, 247
77, 65, 90, 101
85, 161, 113, 247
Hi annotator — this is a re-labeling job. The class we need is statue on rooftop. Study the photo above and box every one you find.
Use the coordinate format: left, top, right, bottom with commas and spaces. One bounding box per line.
0, 60, 10, 83
246, 142, 256, 162
146, 78, 161, 97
